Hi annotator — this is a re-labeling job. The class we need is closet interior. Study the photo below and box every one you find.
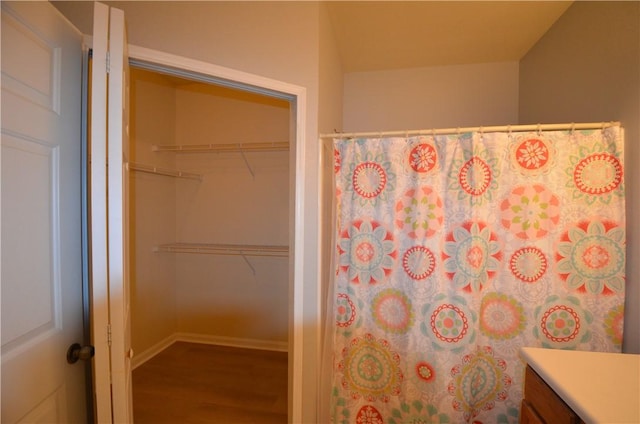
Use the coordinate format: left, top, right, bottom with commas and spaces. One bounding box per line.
127, 66, 291, 419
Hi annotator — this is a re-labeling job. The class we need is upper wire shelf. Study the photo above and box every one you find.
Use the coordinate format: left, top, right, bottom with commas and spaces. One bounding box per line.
152, 142, 289, 153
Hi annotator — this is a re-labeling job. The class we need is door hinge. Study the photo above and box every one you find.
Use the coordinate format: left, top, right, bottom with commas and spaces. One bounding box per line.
106, 51, 110, 74
107, 324, 112, 346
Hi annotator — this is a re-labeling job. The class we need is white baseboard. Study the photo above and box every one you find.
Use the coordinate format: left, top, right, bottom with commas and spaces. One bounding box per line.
132, 333, 289, 369
131, 334, 177, 370
175, 332, 289, 352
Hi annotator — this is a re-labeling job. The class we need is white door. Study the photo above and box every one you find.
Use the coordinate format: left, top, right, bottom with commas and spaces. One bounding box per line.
90, 3, 134, 422
1, 1, 86, 423
1, 2, 133, 422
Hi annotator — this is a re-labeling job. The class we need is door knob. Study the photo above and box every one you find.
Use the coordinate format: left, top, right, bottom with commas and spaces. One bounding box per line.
66, 343, 95, 364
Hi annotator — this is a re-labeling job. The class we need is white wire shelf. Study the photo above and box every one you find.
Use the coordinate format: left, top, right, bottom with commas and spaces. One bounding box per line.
154, 242, 289, 275
151, 142, 288, 179
151, 142, 289, 153
153, 242, 289, 257
127, 162, 202, 181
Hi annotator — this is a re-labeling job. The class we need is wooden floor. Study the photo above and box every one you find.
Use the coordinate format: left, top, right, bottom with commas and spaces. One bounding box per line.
132, 342, 288, 423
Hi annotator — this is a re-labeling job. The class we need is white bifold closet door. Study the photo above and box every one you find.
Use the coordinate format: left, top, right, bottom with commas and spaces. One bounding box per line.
91, 2, 134, 422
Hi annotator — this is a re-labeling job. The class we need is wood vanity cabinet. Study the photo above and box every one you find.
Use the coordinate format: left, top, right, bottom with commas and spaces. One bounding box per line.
521, 365, 585, 424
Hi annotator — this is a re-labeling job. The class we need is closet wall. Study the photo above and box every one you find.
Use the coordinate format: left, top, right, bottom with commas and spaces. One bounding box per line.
172, 80, 290, 347
129, 70, 178, 356
129, 68, 291, 360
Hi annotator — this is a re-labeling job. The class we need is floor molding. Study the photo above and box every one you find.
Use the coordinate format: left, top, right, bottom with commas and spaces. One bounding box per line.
132, 334, 177, 370
176, 332, 289, 352
132, 333, 288, 369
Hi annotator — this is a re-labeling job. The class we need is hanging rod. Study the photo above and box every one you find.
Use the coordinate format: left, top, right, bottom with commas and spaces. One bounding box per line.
152, 141, 289, 153
319, 121, 621, 139
126, 162, 203, 181
153, 242, 289, 257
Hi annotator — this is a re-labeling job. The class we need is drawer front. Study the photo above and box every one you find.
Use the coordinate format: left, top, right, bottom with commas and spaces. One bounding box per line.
523, 365, 581, 424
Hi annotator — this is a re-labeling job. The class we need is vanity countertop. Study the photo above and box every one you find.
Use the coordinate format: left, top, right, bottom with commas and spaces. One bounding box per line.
520, 347, 640, 424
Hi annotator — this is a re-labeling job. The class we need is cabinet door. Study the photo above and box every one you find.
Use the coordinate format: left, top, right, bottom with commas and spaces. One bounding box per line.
521, 400, 545, 424
523, 366, 582, 424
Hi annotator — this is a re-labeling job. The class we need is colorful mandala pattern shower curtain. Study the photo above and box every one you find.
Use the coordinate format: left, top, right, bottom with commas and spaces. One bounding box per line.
328, 126, 625, 423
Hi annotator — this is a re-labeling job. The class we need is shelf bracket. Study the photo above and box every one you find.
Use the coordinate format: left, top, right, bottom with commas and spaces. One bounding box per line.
240, 253, 256, 275
239, 147, 255, 179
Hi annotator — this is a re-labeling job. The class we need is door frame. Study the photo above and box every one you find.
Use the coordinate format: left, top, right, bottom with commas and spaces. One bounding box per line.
121, 44, 307, 422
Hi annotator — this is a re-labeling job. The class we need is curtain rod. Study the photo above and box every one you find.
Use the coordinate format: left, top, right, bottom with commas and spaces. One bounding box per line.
319, 121, 621, 139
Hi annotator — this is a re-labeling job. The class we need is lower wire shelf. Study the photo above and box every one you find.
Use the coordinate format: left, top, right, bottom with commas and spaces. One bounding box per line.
153, 242, 289, 258
127, 162, 203, 181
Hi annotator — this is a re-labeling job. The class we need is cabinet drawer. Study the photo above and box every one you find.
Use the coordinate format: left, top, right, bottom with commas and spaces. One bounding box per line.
523, 365, 583, 424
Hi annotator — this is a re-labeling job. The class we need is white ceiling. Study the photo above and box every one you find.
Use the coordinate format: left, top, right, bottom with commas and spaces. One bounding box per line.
326, 1, 573, 72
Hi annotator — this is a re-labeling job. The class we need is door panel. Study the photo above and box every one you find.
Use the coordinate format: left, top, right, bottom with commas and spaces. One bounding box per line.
1, 136, 59, 348
1, 2, 85, 422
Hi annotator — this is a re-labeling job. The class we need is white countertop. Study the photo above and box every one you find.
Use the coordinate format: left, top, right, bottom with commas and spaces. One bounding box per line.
521, 347, 640, 424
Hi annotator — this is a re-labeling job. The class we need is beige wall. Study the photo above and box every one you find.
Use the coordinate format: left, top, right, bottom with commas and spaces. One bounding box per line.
342, 61, 520, 132
519, 1, 640, 353
129, 70, 178, 356
173, 82, 290, 344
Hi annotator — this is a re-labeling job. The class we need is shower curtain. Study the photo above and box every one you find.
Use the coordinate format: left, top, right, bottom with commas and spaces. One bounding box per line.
327, 125, 625, 423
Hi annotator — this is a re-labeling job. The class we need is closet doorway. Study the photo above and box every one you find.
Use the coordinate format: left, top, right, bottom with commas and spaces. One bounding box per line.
127, 61, 293, 422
